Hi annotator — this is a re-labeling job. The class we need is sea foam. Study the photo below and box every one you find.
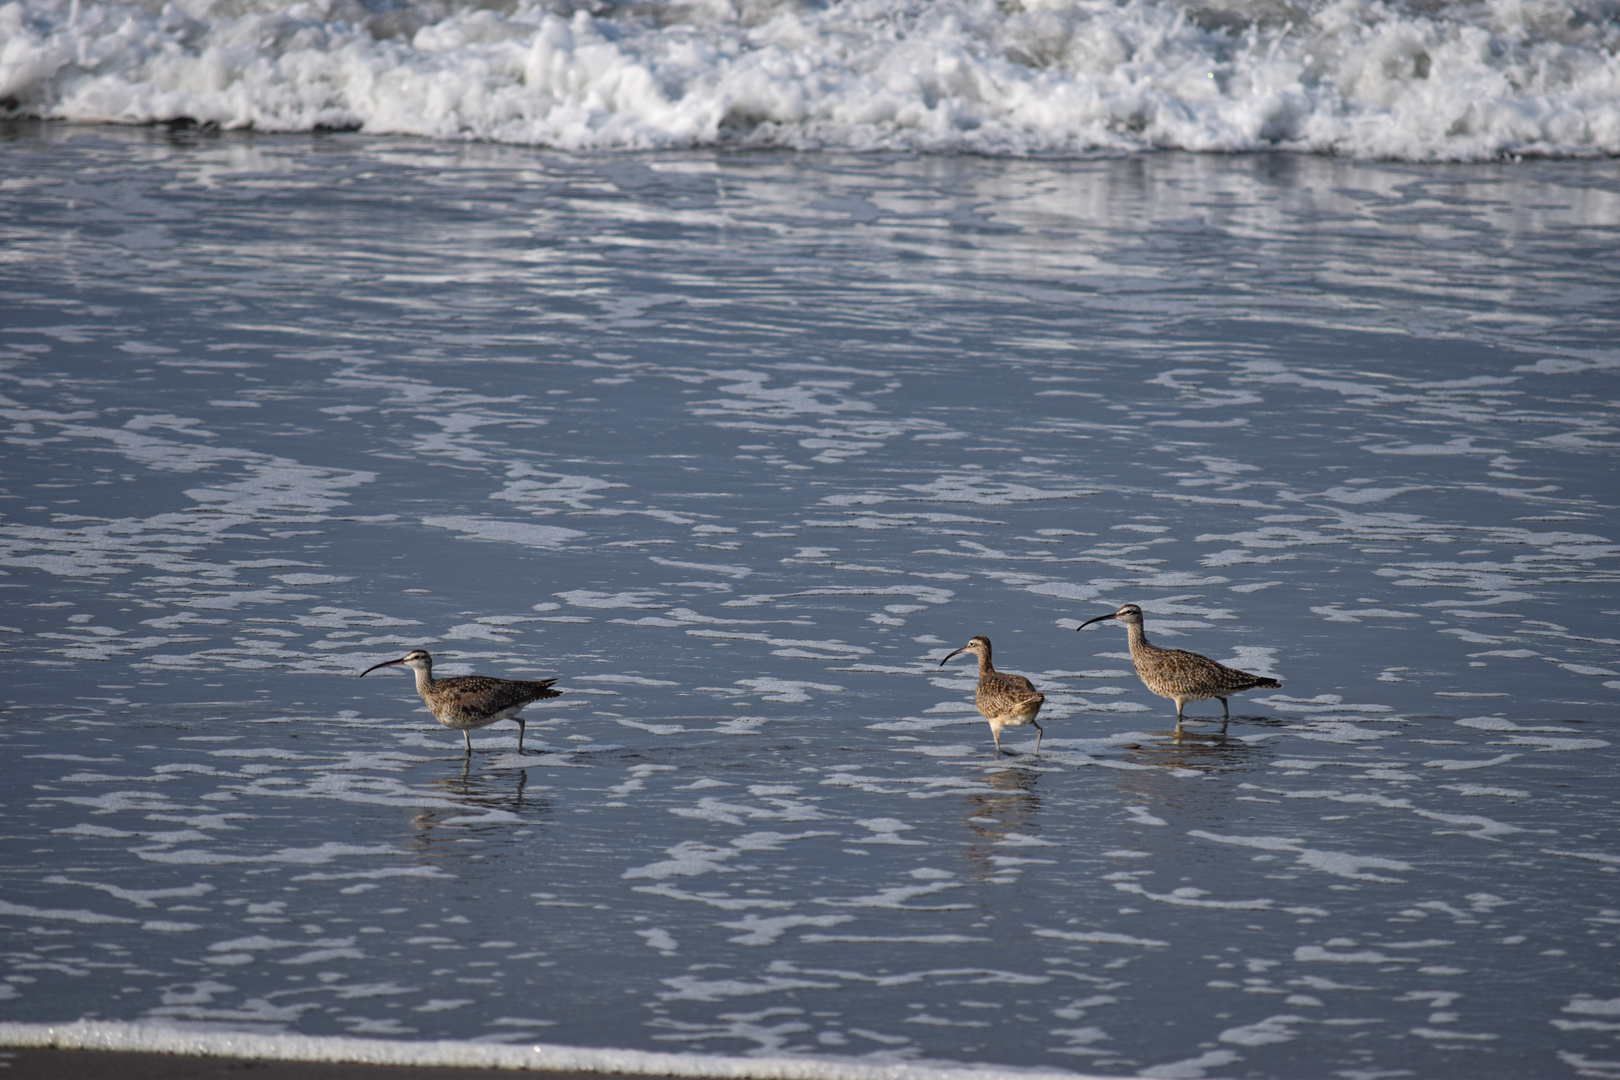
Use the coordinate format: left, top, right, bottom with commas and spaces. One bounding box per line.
0, 1020, 1101, 1079
2, 0, 1617, 159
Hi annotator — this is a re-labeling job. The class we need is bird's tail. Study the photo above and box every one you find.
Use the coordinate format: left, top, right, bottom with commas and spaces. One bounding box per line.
1249, 676, 1282, 689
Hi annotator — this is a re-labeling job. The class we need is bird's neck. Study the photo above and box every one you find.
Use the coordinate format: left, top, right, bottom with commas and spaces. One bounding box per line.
412, 666, 435, 693
975, 653, 994, 677
1125, 622, 1151, 653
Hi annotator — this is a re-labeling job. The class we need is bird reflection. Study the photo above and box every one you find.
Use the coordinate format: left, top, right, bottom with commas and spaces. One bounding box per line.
1108, 722, 1279, 820
409, 758, 548, 851
961, 766, 1042, 882
1124, 726, 1263, 773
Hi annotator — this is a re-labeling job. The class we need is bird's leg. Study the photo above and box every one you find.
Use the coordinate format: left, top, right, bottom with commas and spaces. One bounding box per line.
463, 729, 473, 754
517, 717, 526, 754
992, 725, 1003, 757
1219, 697, 1230, 720
1031, 720, 1043, 758
1174, 700, 1186, 731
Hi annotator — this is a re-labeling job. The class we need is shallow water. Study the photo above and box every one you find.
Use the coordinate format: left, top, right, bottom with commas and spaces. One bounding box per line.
1, 124, 1619, 1079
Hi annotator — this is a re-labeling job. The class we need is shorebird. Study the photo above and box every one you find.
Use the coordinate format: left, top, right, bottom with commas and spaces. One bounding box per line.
940, 636, 1046, 757
360, 649, 561, 753
1076, 604, 1280, 730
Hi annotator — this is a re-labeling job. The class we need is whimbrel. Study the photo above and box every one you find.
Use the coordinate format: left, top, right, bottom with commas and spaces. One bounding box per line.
360, 649, 561, 753
1076, 604, 1279, 730
940, 636, 1046, 757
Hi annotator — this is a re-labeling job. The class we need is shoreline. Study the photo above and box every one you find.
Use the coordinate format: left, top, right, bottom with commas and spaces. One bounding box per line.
0, 1024, 1095, 1080
2, 1048, 611, 1080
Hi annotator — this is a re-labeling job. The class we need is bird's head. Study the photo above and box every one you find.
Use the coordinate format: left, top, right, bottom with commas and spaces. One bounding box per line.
1077, 603, 1143, 631
361, 649, 433, 677
940, 635, 992, 666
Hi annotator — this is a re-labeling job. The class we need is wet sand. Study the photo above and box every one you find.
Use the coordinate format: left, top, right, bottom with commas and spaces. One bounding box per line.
3, 1049, 617, 1080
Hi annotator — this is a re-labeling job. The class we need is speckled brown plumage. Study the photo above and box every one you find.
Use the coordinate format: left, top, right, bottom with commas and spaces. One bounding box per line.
941, 636, 1046, 757
361, 649, 561, 752
1077, 604, 1280, 729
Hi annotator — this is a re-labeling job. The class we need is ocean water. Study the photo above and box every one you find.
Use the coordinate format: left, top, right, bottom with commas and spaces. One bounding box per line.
3, 0, 1620, 159
1, 122, 1619, 1080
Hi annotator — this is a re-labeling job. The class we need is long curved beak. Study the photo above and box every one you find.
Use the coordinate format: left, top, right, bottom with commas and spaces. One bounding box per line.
360, 657, 406, 677
939, 646, 968, 667
1076, 613, 1118, 631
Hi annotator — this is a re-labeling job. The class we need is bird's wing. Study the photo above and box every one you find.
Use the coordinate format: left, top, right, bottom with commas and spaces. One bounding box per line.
438, 676, 558, 713
986, 673, 1044, 708
1193, 656, 1281, 693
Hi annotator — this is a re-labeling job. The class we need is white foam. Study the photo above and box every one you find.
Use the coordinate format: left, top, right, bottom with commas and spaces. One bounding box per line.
1422, 753, 1521, 770
1033, 928, 1170, 948
40, 876, 215, 908
623, 841, 738, 882
0, 1021, 1100, 1080
1495, 735, 1609, 751
422, 515, 585, 547
1565, 997, 1620, 1017
1293, 945, 1421, 964
574, 674, 680, 686
801, 934, 991, 945
1187, 830, 1411, 882
720, 913, 857, 946
643, 554, 755, 580
557, 590, 666, 609
1110, 883, 1272, 910
0, 899, 137, 925
491, 468, 624, 511
723, 585, 953, 609
136, 841, 408, 866
1454, 716, 1578, 733
4, 0, 1618, 160
732, 678, 845, 703
685, 629, 870, 660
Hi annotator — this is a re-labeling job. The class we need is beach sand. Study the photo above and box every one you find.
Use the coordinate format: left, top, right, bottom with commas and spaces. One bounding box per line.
3, 1049, 614, 1080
